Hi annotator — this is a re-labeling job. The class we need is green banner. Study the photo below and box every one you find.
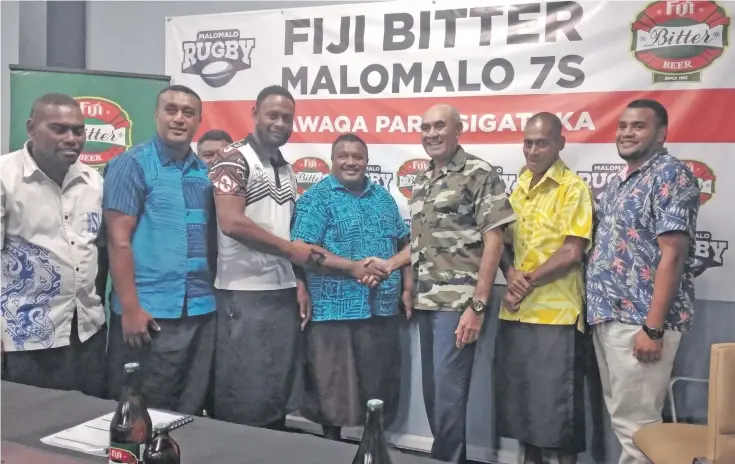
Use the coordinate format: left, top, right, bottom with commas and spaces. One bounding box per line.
9, 66, 170, 317
9, 66, 170, 173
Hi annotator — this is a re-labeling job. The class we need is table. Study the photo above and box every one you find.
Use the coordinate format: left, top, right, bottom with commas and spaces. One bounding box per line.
1, 381, 440, 464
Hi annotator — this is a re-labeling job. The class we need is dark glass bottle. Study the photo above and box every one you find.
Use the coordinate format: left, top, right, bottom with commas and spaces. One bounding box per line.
109, 362, 152, 464
143, 424, 181, 464
352, 399, 393, 464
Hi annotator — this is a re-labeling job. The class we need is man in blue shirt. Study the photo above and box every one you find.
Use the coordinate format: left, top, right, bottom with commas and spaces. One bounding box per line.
103, 85, 216, 414
291, 133, 412, 441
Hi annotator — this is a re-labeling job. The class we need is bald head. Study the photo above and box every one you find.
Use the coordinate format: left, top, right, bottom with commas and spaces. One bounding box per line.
420, 104, 462, 162
422, 104, 460, 126
526, 112, 562, 138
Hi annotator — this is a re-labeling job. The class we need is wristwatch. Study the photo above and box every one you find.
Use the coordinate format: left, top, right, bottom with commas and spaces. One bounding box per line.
468, 299, 487, 314
642, 324, 664, 340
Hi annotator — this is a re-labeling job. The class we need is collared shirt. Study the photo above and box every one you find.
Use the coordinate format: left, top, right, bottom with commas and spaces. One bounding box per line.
208, 134, 297, 291
1, 143, 106, 351
586, 150, 700, 332
500, 160, 593, 325
291, 174, 410, 322
102, 136, 215, 319
410, 147, 516, 312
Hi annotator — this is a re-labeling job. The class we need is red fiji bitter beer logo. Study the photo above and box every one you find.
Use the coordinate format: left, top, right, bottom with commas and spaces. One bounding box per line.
397, 158, 430, 199
292, 157, 330, 194
631, 0, 730, 83
108, 446, 138, 463
682, 159, 716, 205
76, 97, 132, 169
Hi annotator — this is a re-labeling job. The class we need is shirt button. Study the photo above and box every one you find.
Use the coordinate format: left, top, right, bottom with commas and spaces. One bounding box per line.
65, 215, 69, 220
75, 267, 79, 271
71, 241, 75, 245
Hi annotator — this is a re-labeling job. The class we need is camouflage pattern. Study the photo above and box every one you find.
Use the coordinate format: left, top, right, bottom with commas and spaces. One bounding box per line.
409, 147, 516, 311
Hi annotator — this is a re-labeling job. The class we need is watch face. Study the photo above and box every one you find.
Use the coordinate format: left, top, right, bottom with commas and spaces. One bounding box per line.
471, 300, 485, 312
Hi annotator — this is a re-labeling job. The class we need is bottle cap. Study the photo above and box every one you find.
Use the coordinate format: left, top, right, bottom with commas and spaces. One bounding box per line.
367, 399, 384, 411
123, 362, 140, 373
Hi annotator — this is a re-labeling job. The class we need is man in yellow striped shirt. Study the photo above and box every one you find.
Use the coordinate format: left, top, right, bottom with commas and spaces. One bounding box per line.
495, 112, 594, 464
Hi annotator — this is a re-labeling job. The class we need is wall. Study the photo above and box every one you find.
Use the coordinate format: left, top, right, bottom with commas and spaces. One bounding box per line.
86, 1, 351, 75
0, 0, 20, 154
1, 1, 732, 462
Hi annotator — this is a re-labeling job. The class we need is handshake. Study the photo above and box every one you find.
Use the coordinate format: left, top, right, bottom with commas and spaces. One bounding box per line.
352, 257, 393, 288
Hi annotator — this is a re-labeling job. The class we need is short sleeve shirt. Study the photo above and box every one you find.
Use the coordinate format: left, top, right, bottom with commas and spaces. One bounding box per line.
291, 175, 410, 322
409, 147, 516, 311
500, 160, 593, 325
208, 134, 297, 291
1, 143, 106, 351
102, 137, 215, 319
586, 151, 700, 332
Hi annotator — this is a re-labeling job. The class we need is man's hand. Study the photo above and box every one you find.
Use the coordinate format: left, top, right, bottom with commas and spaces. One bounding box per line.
352, 257, 389, 285
633, 329, 664, 363
507, 269, 533, 299
401, 289, 414, 320
455, 308, 484, 349
122, 307, 160, 348
296, 279, 312, 331
503, 291, 521, 312
357, 257, 392, 287
288, 240, 316, 266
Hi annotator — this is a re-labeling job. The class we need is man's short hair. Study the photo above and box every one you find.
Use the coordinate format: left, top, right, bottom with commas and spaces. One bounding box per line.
255, 85, 295, 108
331, 133, 368, 157
156, 84, 202, 108
29, 93, 80, 119
626, 99, 669, 128
198, 129, 233, 147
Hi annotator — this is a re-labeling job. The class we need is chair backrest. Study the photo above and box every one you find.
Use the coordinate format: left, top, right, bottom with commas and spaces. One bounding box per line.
706, 343, 735, 463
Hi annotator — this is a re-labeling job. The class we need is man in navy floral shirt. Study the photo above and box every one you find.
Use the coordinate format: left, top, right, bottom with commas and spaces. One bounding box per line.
586, 99, 699, 464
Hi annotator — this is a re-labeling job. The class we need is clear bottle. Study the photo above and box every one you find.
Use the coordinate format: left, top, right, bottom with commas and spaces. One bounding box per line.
351, 399, 393, 464
109, 362, 152, 463
143, 424, 181, 464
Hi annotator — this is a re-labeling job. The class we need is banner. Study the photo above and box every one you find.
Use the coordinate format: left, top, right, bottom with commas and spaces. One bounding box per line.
165, 0, 735, 302
9, 66, 171, 173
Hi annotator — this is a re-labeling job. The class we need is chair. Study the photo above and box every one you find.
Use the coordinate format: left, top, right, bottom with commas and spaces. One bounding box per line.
633, 343, 735, 464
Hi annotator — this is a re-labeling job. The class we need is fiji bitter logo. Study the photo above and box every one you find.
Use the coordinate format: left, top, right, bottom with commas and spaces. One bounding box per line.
682, 159, 716, 205
397, 159, 430, 199
76, 97, 132, 169
631, 0, 730, 83
182, 29, 255, 88
292, 157, 330, 195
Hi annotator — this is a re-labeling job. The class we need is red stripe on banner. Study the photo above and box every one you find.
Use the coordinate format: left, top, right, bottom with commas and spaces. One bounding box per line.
198, 89, 735, 144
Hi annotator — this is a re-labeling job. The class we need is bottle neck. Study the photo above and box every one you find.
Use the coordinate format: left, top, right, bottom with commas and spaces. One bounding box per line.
121, 370, 141, 398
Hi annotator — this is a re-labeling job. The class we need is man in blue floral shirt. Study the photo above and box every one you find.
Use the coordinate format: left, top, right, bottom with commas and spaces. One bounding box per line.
586, 99, 700, 464
291, 133, 412, 442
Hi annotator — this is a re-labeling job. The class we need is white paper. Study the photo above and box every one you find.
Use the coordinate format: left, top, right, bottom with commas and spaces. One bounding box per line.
41, 410, 185, 457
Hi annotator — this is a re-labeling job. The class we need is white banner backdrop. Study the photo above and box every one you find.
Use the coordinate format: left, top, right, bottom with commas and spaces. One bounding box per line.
165, 0, 735, 302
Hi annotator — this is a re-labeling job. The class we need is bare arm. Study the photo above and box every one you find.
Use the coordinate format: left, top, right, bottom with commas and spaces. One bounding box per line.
473, 227, 505, 304
215, 194, 292, 257
528, 236, 588, 288
104, 211, 140, 313
647, 232, 689, 329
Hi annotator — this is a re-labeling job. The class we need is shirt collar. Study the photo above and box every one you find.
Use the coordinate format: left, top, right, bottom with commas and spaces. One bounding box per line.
620, 149, 668, 180
517, 158, 567, 193
153, 135, 199, 170
327, 173, 374, 195
21, 141, 91, 184
246, 133, 289, 168
426, 146, 468, 176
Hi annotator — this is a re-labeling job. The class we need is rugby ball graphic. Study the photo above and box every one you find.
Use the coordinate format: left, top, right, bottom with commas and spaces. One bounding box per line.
201, 61, 237, 88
